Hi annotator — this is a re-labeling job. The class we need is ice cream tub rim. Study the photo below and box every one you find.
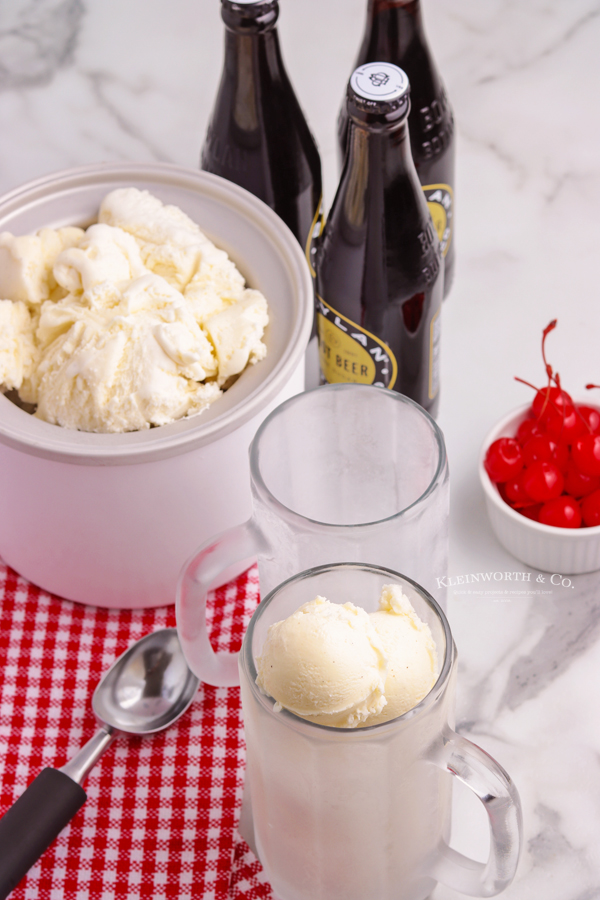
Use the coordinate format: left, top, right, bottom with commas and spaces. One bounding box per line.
0, 162, 313, 466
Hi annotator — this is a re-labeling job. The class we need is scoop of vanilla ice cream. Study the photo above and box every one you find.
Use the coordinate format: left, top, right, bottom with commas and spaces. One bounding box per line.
53, 224, 148, 294
255, 596, 388, 728
255, 586, 438, 729
204, 289, 268, 385
184, 242, 246, 325
28, 273, 220, 432
0, 227, 85, 306
98, 187, 213, 291
0, 299, 38, 391
367, 584, 438, 724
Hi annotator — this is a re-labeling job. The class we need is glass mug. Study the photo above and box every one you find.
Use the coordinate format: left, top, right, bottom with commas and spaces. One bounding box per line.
238, 563, 522, 900
177, 384, 449, 686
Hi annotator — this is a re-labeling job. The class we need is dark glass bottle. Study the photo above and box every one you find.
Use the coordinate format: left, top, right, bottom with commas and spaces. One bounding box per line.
201, 0, 323, 274
338, 0, 455, 296
317, 63, 443, 416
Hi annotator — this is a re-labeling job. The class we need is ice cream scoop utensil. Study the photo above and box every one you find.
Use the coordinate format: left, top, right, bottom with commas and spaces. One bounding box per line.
0, 628, 199, 900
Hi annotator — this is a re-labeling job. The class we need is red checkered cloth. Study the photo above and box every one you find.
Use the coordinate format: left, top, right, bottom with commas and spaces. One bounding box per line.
0, 559, 274, 900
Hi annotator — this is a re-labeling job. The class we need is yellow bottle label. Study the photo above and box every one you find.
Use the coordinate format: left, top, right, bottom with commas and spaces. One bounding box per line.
316, 295, 397, 390
305, 196, 325, 278
422, 183, 453, 258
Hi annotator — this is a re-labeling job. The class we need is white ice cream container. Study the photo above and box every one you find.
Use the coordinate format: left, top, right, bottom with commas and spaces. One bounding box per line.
0, 163, 313, 608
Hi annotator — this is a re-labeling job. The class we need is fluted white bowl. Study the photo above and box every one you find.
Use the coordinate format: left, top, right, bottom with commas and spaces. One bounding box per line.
479, 403, 600, 574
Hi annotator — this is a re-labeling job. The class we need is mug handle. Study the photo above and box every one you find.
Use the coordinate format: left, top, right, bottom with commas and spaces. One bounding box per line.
431, 729, 522, 897
176, 519, 270, 687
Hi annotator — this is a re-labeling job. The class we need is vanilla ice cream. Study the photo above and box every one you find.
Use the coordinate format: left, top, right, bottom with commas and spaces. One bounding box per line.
0, 188, 269, 432
0, 226, 84, 306
98, 186, 209, 291
255, 596, 388, 727
256, 586, 438, 728
367, 584, 438, 724
0, 299, 37, 391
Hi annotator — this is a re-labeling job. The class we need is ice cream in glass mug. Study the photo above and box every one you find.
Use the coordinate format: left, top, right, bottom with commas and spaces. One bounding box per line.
182, 562, 522, 900
177, 383, 449, 686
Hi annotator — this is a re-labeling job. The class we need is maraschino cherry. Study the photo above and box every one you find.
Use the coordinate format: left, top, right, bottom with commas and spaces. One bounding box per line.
521, 461, 564, 503
581, 489, 600, 528
564, 462, 600, 498
484, 438, 523, 483
538, 496, 582, 528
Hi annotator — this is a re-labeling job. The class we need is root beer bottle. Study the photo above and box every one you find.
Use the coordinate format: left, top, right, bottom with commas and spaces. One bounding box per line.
338, 0, 455, 296
317, 63, 443, 416
201, 0, 323, 275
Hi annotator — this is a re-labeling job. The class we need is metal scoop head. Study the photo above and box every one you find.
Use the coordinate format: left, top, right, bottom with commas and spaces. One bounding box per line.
92, 627, 200, 735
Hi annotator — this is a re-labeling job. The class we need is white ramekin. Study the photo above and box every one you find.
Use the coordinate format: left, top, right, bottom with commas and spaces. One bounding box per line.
479, 403, 600, 574
0, 163, 313, 607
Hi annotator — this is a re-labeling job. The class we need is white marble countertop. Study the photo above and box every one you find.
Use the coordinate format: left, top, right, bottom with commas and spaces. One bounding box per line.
1, 1, 599, 897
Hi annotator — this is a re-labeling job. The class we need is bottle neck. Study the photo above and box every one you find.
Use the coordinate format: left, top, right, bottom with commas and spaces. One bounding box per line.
221, 1, 278, 34
342, 117, 413, 223
223, 26, 284, 92
348, 116, 412, 169
360, 0, 424, 61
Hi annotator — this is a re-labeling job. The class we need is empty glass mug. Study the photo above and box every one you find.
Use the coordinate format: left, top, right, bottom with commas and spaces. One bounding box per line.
177, 383, 448, 686
239, 563, 522, 900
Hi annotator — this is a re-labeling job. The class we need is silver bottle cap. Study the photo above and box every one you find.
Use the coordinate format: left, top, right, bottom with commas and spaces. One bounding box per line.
350, 63, 410, 104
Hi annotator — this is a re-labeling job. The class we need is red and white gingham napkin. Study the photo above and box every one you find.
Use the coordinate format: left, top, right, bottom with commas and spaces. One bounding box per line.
0, 559, 273, 899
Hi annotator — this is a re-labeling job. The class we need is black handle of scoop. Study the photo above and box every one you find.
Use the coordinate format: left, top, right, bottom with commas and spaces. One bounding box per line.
0, 768, 86, 900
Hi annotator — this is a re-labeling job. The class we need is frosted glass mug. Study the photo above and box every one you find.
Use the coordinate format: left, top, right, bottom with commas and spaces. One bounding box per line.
239, 564, 522, 900
177, 383, 449, 686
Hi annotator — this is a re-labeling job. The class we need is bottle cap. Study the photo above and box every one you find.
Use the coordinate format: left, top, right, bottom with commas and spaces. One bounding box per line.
348, 63, 410, 126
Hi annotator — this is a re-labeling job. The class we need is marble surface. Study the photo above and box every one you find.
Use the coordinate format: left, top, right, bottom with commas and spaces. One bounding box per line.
1, 1, 600, 897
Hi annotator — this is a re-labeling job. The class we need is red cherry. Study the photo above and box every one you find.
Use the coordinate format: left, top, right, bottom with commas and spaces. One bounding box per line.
551, 441, 569, 474
521, 435, 569, 473
564, 462, 600, 498
519, 503, 542, 522
503, 474, 531, 506
577, 405, 600, 435
484, 438, 523, 483
532, 386, 573, 421
571, 434, 600, 477
581, 489, 600, 527
538, 496, 582, 528
514, 323, 580, 440
544, 406, 587, 444
522, 435, 552, 465
517, 418, 544, 444
521, 461, 564, 502
528, 385, 587, 444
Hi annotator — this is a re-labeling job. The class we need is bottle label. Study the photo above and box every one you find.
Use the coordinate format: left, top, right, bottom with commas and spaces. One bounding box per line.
429, 306, 441, 399
305, 197, 325, 279
316, 296, 397, 389
422, 184, 453, 258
